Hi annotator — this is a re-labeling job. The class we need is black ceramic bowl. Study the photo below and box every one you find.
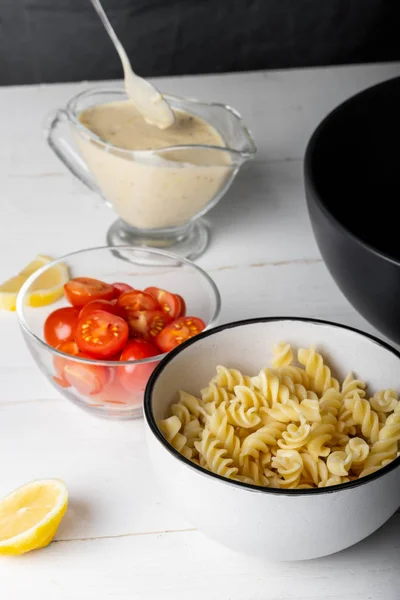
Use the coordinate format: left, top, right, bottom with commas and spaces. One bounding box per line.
304, 76, 400, 343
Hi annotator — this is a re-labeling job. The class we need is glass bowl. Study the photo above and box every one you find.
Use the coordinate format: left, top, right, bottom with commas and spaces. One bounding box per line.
16, 246, 221, 420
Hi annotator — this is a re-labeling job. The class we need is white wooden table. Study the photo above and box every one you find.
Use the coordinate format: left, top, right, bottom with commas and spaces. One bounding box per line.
1, 62, 400, 599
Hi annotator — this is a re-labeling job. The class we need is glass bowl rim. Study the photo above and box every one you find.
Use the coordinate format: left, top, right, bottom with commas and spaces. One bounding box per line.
16, 245, 221, 367
63, 86, 257, 159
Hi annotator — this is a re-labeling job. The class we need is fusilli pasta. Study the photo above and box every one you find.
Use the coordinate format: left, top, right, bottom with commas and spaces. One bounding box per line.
159, 344, 400, 489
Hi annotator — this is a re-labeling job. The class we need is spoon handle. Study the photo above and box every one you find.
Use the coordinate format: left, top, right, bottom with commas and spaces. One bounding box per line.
90, 0, 131, 74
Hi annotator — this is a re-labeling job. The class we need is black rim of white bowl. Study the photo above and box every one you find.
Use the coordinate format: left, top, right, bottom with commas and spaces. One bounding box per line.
144, 316, 400, 496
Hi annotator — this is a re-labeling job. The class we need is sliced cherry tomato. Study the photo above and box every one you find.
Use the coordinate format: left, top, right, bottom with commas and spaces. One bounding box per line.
112, 282, 134, 297
125, 309, 171, 341
117, 290, 159, 315
79, 299, 119, 321
63, 360, 109, 396
75, 310, 129, 359
44, 307, 80, 348
92, 377, 134, 406
119, 339, 159, 393
155, 316, 206, 352
53, 375, 70, 389
64, 277, 115, 308
53, 340, 81, 380
144, 287, 183, 319
52, 340, 109, 395
175, 294, 186, 317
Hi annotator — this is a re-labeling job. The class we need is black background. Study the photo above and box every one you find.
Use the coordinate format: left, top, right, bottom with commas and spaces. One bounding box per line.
1, 0, 400, 85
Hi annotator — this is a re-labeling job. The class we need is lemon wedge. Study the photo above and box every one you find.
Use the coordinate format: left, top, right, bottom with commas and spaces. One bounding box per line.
0, 479, 68, 555
0, 254, 69, 311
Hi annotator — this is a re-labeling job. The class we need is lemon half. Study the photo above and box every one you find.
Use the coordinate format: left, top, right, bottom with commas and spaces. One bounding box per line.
0, 255, 69, 311
0, 479, 68, 555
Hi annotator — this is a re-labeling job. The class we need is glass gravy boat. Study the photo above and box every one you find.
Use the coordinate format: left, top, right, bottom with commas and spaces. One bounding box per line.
45, 87, 256, 259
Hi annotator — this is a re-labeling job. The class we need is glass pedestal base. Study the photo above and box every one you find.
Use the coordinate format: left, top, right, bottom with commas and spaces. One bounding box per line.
106, 219, 209, 261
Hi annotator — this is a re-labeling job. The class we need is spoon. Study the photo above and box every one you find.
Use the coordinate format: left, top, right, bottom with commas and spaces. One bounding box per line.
90, 0, 175, 130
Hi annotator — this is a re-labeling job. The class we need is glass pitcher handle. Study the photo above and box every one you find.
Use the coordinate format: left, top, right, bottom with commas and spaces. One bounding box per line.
44, 109, 101, 194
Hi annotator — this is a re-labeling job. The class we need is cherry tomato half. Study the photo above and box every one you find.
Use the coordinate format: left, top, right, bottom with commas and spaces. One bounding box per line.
175, 294, 186, 317
53, 340, 81, 385
112, 282, 134, 297
155, 316, 206, 352
53, 340, 109, 396
64, 277, 115, 308
119, 339, 159, 393
117, 290, 159, 314
125, 309, 171, 341
91, 377, 134, 406
75, 310, 129, 359
144, 287, 182, 319
44, 307, 80, 348
63, 361, 109, 396
79, 299, 119, 321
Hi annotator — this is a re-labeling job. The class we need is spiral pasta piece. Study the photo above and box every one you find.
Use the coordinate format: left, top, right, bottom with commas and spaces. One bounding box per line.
194, 429, 238, 478
264, 398, 321, 424
239, 455, 264, 485
327, 451, 352, 476
292, 384, 319, 403
318, 476, 350, 488
301, 452, 329, 486
233, 385, 267, 410
250, 368, 292, 405
222, 400, 261, 428
183, 418, 203, 451
306, 415, 336, 460
271, 343, 293, 369
159, 416, 192, 459
177, 390, 208, 423
345, 393, 380, 444
201, 382, 233, 406
341, 372, 366, 401
319, 388, 343, 417
298, 347, 339, 395
240, 422, 286, 459
212, 366, 252, 391
370, 389, 398, 413
277, 419, 311, 450
271, 450, 303, 488
207, 408, 241, 465
360, 411, 400, 475
278, 366, 311, 388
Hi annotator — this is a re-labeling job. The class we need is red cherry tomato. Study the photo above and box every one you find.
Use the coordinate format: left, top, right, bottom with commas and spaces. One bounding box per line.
112, 282, 134, 297
53, 341, 108, 395
155, 316, 206, 352
119, 339, 160, 393
44, 307, 80, 348
64, 277, 115, 308
63, 360, 109, 396
144, 287, 182, 319
117, 290, 159, 315
125, 309, 171, 341
175, 294, 186, 317
91, 377, 134, 406
75, 310, 129, 359
53, 340, 81, 383
79, 299, 119, 321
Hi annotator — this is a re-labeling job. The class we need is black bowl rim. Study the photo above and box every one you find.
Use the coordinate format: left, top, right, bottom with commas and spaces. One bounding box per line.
144, 316, 400, 496
304, 75, 400, 268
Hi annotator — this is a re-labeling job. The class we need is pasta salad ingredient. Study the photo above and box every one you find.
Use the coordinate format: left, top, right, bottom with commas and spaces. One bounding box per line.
159, 343, 400, 489
44, 276, 205, 404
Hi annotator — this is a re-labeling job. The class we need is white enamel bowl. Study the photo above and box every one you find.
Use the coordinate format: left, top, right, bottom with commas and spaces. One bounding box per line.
144, 318, 400, 561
